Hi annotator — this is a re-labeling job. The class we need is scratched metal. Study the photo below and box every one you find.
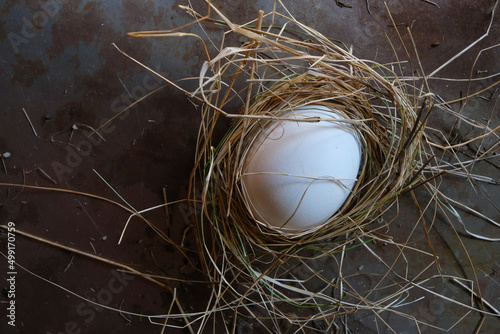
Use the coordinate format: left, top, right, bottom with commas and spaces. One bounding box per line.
0, 1, 499, 333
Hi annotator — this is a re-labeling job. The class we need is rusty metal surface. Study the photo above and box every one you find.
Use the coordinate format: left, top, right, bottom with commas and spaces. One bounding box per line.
0, 1, 499, 333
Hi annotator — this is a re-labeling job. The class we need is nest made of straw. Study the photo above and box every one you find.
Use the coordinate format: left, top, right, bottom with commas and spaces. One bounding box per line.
170, 4, 444, 329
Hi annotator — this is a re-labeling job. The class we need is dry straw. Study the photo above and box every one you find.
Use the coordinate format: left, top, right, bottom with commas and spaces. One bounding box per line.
127, 1, 500, 332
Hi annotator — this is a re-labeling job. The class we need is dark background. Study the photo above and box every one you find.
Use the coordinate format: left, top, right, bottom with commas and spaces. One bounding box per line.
0, 0, 499, 333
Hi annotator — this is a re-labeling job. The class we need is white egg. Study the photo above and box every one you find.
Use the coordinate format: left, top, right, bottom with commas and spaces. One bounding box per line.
241, 105, 362, 232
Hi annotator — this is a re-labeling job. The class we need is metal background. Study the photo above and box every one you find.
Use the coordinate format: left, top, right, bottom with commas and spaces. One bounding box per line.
0, 0, 499, 333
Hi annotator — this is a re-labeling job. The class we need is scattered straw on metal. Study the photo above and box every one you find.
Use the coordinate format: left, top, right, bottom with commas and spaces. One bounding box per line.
1, 1, 498, 333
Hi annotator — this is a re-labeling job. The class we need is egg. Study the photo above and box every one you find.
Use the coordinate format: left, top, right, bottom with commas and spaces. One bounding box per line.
241, 105, 362, 232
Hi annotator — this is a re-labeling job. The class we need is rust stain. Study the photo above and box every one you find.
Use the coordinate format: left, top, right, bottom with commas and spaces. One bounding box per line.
11, 55, 48, 87
121, 0, 156, 29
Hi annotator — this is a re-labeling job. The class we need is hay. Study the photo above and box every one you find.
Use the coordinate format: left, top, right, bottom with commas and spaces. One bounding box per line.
174, 2, 440, 331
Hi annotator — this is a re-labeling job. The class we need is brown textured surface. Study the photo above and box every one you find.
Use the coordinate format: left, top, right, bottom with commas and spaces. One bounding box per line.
1, 1, 499, 333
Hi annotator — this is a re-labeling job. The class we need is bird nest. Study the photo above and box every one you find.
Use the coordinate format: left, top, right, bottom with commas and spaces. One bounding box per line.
180, 3, 437, 330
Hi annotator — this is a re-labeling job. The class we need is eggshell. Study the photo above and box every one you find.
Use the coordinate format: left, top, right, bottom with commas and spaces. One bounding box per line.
241, 105, 362, 232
